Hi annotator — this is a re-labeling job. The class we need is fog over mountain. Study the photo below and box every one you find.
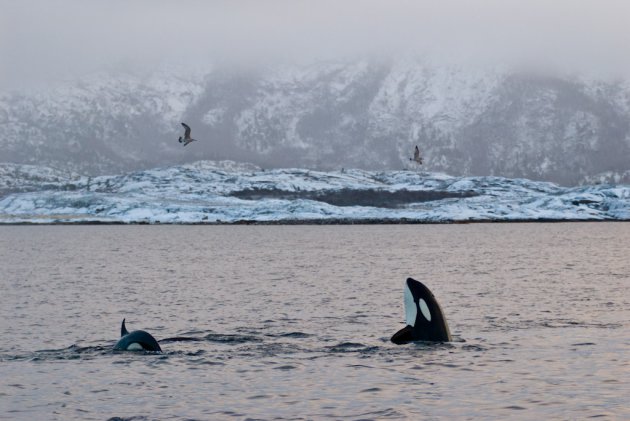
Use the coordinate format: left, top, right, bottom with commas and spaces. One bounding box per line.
2, 1, 630, 185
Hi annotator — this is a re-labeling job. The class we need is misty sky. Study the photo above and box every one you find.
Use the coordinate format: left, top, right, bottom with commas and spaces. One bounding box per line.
2, 0, 630, 89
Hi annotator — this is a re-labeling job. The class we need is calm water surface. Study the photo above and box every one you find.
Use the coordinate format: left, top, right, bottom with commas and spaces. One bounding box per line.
1, 223, 629, 420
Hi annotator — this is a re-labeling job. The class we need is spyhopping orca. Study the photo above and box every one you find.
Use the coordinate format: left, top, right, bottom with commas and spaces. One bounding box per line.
391, 278, 452, 344
178, 122, 197, 146
114, 319, 162, 352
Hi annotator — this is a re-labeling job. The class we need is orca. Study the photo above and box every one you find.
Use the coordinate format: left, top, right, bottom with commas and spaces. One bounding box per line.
114, 319, 162, 352
391, 278, 452, 344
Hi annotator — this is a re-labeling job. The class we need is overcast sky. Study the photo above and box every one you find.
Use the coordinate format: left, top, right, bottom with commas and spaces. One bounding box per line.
2, 0, 630, 89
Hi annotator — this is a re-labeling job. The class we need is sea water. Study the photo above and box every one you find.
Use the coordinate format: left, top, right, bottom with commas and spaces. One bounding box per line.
1, 223, 628, 420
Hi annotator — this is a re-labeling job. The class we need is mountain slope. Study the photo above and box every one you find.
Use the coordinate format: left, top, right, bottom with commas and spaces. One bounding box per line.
1, 59, 629, 185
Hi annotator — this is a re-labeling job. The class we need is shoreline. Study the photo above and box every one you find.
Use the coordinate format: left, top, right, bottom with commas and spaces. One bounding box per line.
0, 218, 627, 226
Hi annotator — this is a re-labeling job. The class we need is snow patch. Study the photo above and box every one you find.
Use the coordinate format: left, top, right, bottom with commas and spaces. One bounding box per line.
1, 161, 629, 224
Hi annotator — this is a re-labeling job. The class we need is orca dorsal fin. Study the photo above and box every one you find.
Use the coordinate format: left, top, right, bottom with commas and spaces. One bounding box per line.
121, 318, 129, 337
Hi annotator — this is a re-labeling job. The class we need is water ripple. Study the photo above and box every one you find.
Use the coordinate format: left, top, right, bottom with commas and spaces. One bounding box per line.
2, 224, 629, 420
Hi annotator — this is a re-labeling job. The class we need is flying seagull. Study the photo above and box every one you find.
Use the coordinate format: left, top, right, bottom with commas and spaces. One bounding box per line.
410, 145, 423, 165
178, 122, 197, 146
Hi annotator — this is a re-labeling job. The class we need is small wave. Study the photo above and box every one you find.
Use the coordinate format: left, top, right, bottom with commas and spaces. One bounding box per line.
503, 405, 527, 410
247, 394, 273, 400
424, 361, 463, 369
406, 341, 454, 351
203, 333, 263, 344
325, 342, 380, 354
1, 344, 112, 362
314, 407, 404, 419
235, 342, 306, 359
273, 364, 298, 370
486, 318, 622, 331
159, 349, 208, 358
269, 331, 312, 339
541, 320, 622, 329
462, 344, 487, 352
327, 341, 366, 351
107, 417, 150, 421
205, 410, 246, 418
158, 336, 205, 343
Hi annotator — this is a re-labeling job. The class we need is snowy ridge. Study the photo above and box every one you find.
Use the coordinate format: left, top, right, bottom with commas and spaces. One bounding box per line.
0, 161, 628, 224
0, 163, 81, 195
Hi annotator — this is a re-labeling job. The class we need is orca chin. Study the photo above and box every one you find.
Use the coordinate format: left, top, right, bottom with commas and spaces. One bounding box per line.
114, 319, 162, 352
391, 278, 452, 344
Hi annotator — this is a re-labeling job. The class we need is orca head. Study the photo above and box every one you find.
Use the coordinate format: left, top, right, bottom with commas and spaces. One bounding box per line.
391, 278, 452, 344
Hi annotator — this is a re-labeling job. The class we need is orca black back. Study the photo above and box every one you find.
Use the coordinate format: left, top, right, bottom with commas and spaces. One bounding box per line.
114, 319, 162, 352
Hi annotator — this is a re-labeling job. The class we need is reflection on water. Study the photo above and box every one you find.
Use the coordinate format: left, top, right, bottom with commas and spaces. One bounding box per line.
1, 223, 629, 420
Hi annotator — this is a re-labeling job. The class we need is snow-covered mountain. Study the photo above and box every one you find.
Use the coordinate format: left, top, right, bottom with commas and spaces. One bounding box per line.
2, 58, 630, 185
1, 161, 628, 224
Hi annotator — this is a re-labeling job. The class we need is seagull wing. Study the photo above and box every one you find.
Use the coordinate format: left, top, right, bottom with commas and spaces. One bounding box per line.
181, 122, 191, 139
414, 146, 420, 160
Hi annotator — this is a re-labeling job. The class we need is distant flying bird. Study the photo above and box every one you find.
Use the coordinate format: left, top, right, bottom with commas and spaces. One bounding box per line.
410, 145, 423, 165
178, 123, 197, 146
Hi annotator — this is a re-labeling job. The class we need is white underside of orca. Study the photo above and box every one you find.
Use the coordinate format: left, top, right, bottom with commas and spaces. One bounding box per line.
125, 343, 144, 351
404, 283, 417, 326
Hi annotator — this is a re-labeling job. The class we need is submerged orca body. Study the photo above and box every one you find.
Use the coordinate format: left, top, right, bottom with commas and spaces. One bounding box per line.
114, 319, 162, 352
391, 278, 452, 344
